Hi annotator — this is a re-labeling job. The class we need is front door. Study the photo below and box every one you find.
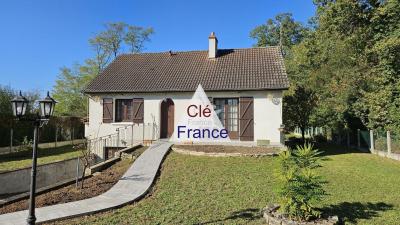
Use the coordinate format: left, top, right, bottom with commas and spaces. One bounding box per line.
160, 98, 174, 138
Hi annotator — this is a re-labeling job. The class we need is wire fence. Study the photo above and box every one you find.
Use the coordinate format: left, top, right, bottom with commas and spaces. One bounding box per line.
292, 126, 400, 162
374, 129, 388, 152
392, 131, 400, 154
323, 128, 399, 154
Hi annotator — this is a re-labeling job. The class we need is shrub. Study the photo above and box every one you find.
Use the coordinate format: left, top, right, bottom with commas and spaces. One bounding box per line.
312, 134, 327, 143
277, 143, 326, 221
16, 136, 33, 152
285, 136, 305, 149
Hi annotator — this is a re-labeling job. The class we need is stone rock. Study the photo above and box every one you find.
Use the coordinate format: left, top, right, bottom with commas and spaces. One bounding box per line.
282, 218, 297, 225
328, 216, 338, 222
121, 152, 136, 160
263, 204, 339, 225
268, 215, 283, 225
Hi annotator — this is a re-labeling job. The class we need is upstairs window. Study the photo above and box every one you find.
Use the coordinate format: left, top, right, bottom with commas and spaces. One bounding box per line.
115, 99, 133, 122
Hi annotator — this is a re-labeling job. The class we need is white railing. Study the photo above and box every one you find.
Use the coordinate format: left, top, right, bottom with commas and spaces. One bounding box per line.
86, 122, 158, 162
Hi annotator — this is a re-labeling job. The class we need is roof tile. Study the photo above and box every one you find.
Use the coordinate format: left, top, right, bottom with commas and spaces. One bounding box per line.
84, 47, 289, 93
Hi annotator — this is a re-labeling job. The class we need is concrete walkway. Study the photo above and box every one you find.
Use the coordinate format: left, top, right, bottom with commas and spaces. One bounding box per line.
0, 141, 172, 225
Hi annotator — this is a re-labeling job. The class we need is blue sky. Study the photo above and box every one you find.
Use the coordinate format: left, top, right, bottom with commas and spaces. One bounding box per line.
0, 0, 315, 95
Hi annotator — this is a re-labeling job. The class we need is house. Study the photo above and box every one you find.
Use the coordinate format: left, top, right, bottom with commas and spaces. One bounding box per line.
84, 32, 289, 149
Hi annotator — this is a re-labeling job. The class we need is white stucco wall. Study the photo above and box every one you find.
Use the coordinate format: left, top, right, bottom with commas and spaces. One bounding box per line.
85, 90, 283, 145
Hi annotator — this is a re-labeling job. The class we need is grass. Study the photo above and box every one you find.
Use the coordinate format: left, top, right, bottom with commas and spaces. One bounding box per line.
0, 145, 82, 172
56, 144, 400, 225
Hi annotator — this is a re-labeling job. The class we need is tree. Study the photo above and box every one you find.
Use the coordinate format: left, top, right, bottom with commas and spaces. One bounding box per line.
250, 13, 308, 52
253, 1, 400, 136
0, 85, 14, 116
283, 86, 317, 141
89, 35, 112, 72
124, 26, 154, 53
53, 22, 154, 117
52, 64, 96, 117
251, 13, 315, 139
99, 22, 127, 58
78, 145, 94, 189
354, 0, 400, 132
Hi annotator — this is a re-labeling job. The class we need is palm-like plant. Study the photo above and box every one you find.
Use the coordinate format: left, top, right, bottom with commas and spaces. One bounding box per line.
277, 143, 326, 221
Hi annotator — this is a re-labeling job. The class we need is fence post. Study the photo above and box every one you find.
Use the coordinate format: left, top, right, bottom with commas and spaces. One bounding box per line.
10, 128, 13, 153
387, 131, 391, 154
357, 129, 360, 148
370, 130, 374, 152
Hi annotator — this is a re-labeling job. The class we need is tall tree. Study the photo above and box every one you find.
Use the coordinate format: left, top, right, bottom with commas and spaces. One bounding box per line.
252, 0, 400, 136
250, 13, 308, 52
53, 22, 154, 117
354, 0, 400, 132
52, 65, 95, 117
124, 26, 154, 53
100, 22, 127, 58
283, 86, 317, 141
251, 13, 315, 135
89, 35, 112, 72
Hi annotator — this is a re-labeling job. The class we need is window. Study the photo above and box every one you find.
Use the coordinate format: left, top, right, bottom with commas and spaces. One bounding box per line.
214, 99, 226, 126
115, 99, 133, 122
227, 99, 238, 132
213, 98, 239, 138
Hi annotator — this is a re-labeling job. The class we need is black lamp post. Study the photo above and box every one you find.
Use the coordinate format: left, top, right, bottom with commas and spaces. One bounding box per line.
11, 91, 56, 225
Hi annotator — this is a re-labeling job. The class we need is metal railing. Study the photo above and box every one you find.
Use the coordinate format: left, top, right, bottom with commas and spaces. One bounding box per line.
86, 122, 158, 162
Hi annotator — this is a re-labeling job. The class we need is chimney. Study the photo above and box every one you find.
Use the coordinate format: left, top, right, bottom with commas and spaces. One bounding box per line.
208, 32, 218, 59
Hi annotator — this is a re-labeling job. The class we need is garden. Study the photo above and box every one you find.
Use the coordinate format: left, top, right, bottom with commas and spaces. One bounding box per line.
49, 143, 400, 225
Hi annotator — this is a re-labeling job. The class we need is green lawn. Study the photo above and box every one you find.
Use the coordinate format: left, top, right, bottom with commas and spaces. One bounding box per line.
59, 145, 400, 225
0, 145, 82, 172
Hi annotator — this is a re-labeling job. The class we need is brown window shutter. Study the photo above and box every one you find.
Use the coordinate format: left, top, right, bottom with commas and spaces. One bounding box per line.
239, 97, 254, 141
103, 98, 113, 123
133, 98, 144, 123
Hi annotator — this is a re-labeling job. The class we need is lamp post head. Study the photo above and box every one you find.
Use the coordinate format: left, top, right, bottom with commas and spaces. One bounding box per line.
11, 91, 29, 117
39, 91, 57, 119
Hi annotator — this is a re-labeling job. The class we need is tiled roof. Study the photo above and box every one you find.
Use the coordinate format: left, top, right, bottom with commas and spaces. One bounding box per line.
84, 46, 289, 93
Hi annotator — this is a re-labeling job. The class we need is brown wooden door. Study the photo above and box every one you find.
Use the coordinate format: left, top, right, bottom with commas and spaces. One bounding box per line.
160, 98, 174, 138
239, 97, 254, 141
